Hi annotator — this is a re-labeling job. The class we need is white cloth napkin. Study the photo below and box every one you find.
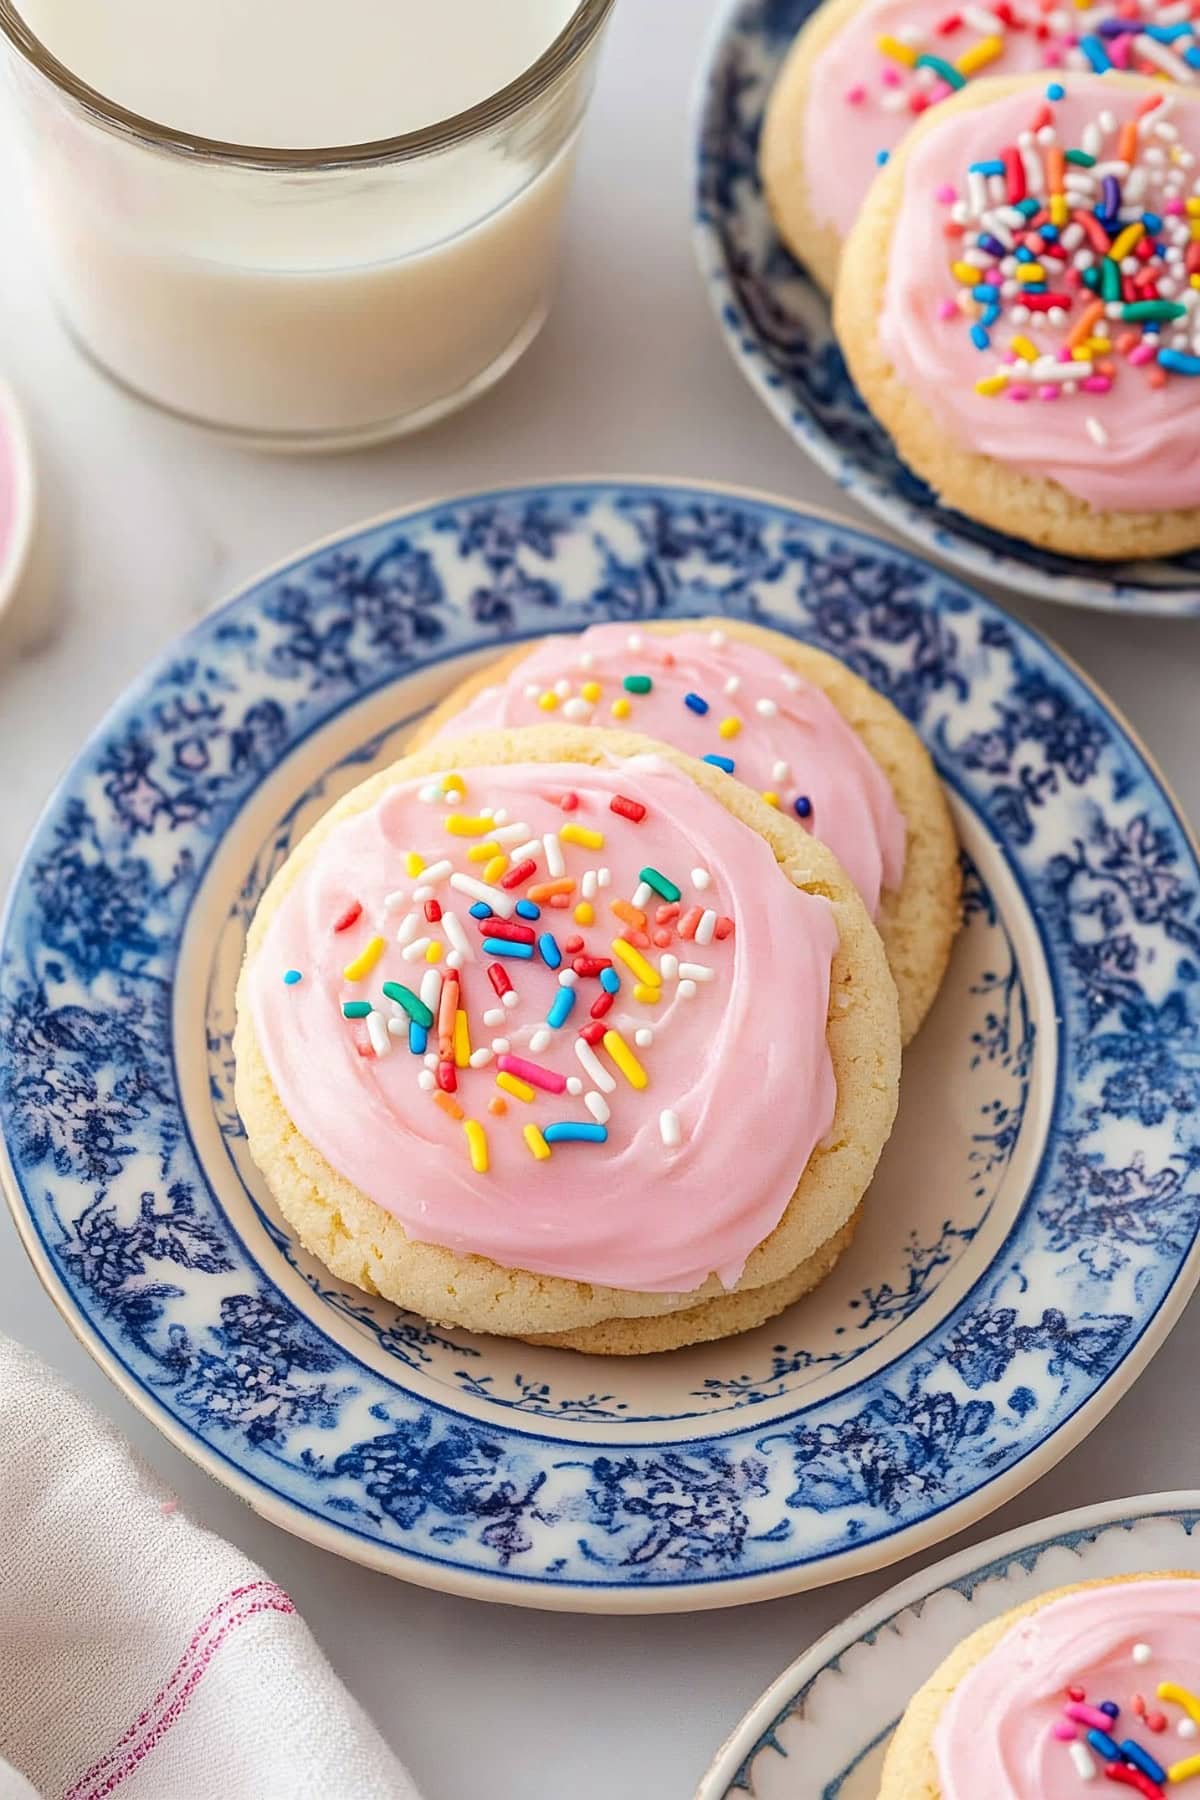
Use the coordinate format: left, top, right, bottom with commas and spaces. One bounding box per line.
0, 1334, 420, 1800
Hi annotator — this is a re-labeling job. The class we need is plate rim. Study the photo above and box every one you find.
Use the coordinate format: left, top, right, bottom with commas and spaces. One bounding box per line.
689, 0, 1200, 617
695, 1485, 1200, 1798
5, 474, 1200, 1613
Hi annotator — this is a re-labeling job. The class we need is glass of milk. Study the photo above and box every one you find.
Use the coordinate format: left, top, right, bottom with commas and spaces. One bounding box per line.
0, 0, 614, 448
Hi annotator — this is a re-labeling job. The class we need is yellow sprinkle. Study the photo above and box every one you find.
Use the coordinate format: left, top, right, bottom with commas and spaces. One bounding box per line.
951, 259, 980, 285
404, 851, 425, 877
523, 1123, 551, 1161
497, 1071, 535, 1103
718, 716, 742, 740
1192, 273, 1200, 289
975, 373, 1009, 397
610, 697, 631, 720
1169, 1756, 1200, 1783
611, 937, 660, 988
560, 823, 605, 850
444, 814, 493, 837
1049, 194, 1068, 227
442, 775, 466, 800
633, 983, 661, 1005
603, 1029, 648, 1090
1191, 220, 1200, 243
1071, 346, 1093, 363
574, 901, 595, 926
1109, 221, 1144, 262
1087, 337, 1110, 354
1159, 1683, 1200, 1726
1186, 197, 1200, 216
343, 935, 385, 982
463, 1119, 488, 1174
454, 1008, 471, 1068
537, 691, 559, 711
875, 31, 916, 64
425, 941, 443, 963
761, 791, 780, 809
580, 680, 602, 703
467, 840, 502, 862
1009, 334, 1038, 360
1015, 263, 1046, 285
483, 853, 509, 884
955, 33, 1003, 74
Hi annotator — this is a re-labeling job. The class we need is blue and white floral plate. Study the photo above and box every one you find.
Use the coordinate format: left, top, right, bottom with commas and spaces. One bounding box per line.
700, 1491, 1200, 1796
693, 0, 1200, 616
4, 480, 1200, 1611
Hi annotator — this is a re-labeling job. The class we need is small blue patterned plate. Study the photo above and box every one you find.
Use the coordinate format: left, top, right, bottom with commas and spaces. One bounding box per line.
4, 480, 1200, 1610
693, 0, 1200, 615
699, 1490, 1200, 1797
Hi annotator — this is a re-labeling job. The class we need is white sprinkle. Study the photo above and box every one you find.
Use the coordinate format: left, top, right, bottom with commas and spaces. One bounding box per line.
530, 1027, 553, 1053
695, 909, 717, 946
523, 683, 540, 699
566, 1076, 583, 1096
491, 1037, 511, 1055
563, 698, 591, 721
480, 808, 495, 821
558, 969, 578, 988
419, 967, 443, 1013
543, 833, 566, 879
690, 867, 711, 891
627, 632, 643, 651
445, 950, 464, 972
489, 823, 532, 846
677, 980, 697, 1000
582, 870, 598, 900
502, 990, 519, 1009
396, 911, 422, 947
578, 650, 594, 670
1132, 1643, 1153, 1666
677, 961, 714, 982
401, 936, 432, 961
468, 1047, 494, 1069
449, 872, 515, 917
418, 781, 442, 802
632, 882, 653, 910
597, 867, 612, 889
413, 885, 434, 904
1180, 1719, 1198, 1740
771, 761, 790, 785
708, 629, 726, 647
585, 1090, 610, 1124
553, 677, 571, 699
386, 1017, 408, 1039
659, 953, 679, 982
575, 1037, 615, 1093
483, 1007, 506, 1028
723, 675, 740, 697
418, 1069, 436, 1090
1068, 1741, 1096, 1782
659, 1109, 681, 1149
781, 672, 801, 693
510, 839, 542, 865
755, 697, 778, 719
442, 909, 473, 964
1085, 415, 1109, 448
420, 858, 454, 885
383, 889, 408, 911
634, 1027, 654, 1048
424, 1051, 439, 1069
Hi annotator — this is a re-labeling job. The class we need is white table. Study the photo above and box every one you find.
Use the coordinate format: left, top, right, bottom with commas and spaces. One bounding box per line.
3, 5, 1199, 1796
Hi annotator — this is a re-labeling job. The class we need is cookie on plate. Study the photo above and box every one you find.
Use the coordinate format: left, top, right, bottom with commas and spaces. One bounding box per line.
836, 72, 1200, 560
759, 0, 1200, 293
879, 1572, 1200, 1796
409, 618, 959, 1045
234, 726, 900, 1354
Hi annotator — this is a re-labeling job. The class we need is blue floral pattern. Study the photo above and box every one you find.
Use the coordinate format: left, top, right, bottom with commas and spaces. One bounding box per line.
3, 482, 1200, 1604
693, 0, 1200, 614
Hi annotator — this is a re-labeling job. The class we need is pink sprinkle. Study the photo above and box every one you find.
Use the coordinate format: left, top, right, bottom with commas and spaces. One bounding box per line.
1081, 375, 1112, 393
496, 1053, 567, 1094
1066, 1703, 1115, 1731
1109, 32, 1131, 66
1038, 384, 1060, 401
881, 65, 901, 86
1052, 1721, 1077, 1742
1003, 350, 1019, 364
846, 82, 867, 104
937, 298, 957, 321
936, 182, 957, 204
928, 80, 953, 101
1167, 197, 1185, 215
159, 1499, 178, 1515
1008, 384, 1032, 402
985, 266, 1003, 284
1043, 43, 1065, 65
1129, 343, 1157, 366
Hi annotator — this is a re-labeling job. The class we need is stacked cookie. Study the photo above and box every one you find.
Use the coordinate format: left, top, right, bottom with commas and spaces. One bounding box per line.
235, 622, 960, 1354
762, 5, 1200, 558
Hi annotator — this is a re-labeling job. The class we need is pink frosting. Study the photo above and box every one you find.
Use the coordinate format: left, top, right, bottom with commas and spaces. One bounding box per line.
878, 78, 1200, 512
247, 756, 839, 1293
435, 624, 906, 920
933, 1578, 1200, 1794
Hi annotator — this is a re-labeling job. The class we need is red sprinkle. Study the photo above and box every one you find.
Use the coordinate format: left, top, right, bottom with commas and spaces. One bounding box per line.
1146, 1713, 1167, 1734
500, 858, 538, 891
651, 929, 673, 948
678, 906, 703, 941
437, 1060, 457, 1094
1068, 1688, 1087, 1703
610, 794, 646, 823
425, 899, 442, 923
487, 963, 513, 998
1103, 1764, 1164, 1798
590, 990, 615, 1020
474, 916, 536, 944
655, 902, 681, 924
333, 901, 363, 933
548, 893, 571, 909
564, 935, 585, 954
573, 955, 613, 978
579, 1021, 607, 1046
559, 791, 579, 811
1132, 1695, 1146, 1719
714, 916, 735, 940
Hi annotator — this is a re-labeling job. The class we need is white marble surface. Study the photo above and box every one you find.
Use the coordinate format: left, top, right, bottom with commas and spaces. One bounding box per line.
2, 5, 1200, 1798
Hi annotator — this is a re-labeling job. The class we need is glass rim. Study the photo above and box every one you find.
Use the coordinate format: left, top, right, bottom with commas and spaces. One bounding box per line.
0, 0, 615, 168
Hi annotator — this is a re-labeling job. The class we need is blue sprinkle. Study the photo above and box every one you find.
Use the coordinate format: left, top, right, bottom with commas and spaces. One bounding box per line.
408, 1021, 427, 1055
1086, 1730, 1121, 1763
794, 796, 812, 820
1079, 35, 1110, 70
1121, 1741, 1166, 1786
283, 969, 302, 985
1185, 42, 1200, 67
968, 158, 1005, 175
468, 901, 492, 920
543, 1121, 608, 1144
546, 986, 576, 1029
971, 283, 999, 302
978, 233, 1007, 258
703, 753, 735, 773
1100, 1703, 1120, 1720
1015, 245, 1035, 263
1039, 223, 1059, 241
684, 692, 709, 715
1146, 20, 1190, 37
599, 966, 620, 994
1017, 198, 1039, 217
482, 937, 533, 959
969, 322, 990, 351
1142, 211, 1162, 234
1046, 80, 1065, 99
981, 303, 1000, 326
1158, 348, 1200, 376
875, 148, 888, 167
514, 899, 540, 920
538, 932, 562, 969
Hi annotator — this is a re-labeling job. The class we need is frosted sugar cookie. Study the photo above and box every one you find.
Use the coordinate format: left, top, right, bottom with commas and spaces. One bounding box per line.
234, 727, 900, 1354
878, 1573, 1200, 1796
410, 618, 959, 1044
837, 73, 1200, 558
761, 0, 1200, 292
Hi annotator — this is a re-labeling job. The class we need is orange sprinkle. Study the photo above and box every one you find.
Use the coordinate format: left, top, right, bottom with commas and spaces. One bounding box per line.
1097, 361, 1115, 379
1118, 119, 1138, 164
611, 899, 647, 930
488, 1097, 508, 1117
548, 893, 571, 909
1045, 145, 1064, 194
1066, 300, 1103, 350
434, 1090, 464, 1122
527, 878, 575, 902
1148, 366, 1167, 388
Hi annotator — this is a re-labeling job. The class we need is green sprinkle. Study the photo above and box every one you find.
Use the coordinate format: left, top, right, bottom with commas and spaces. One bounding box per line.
381, 981, 434, 1029
623, 674, 653, 694
915, 51, 965, 89
283, 969, 302, 985
342, 1000, 372, 1018
639, 866, 681, 903
1122, 299, 1187, 322
1100, 257, 1122, 302
1064, 149, 1096, 168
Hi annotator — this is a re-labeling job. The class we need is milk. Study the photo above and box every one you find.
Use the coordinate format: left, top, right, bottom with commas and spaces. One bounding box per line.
6, 0, 599, 444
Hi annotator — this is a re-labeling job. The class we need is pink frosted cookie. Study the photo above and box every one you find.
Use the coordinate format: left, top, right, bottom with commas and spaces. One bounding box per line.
879, 1573, 1200, 1796
410, 618, 959, 1044
234, 726, 900, 1354
837, 72, 1200, 557
761, 0, 1200, 292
